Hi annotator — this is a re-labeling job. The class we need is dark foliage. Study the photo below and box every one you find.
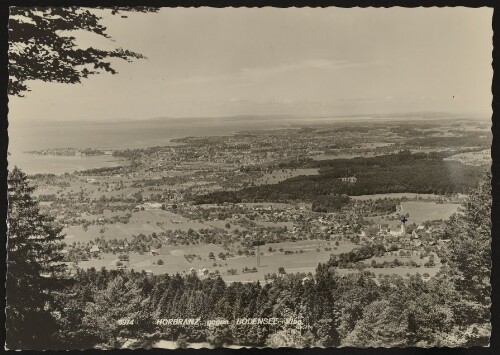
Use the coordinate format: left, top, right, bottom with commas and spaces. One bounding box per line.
327, 244, 386, 268
312, 194, 351, 213
195, 151, 485, 204
6, 167, 68, 349
9, 7, 158, 96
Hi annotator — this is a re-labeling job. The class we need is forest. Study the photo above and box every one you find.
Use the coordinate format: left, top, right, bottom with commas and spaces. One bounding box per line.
404, 133, 492, 148
311, 194, 351, 213
194, 151, 486, 204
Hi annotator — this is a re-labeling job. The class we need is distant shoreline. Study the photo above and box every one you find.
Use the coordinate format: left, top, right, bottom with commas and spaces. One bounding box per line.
7, 116, 490, 175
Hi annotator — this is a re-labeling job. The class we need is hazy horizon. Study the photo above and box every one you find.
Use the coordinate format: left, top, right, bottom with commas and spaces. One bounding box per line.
8, 110, 492, 128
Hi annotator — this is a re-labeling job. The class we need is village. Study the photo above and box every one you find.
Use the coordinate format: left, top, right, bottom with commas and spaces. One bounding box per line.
56, 193, 453, 283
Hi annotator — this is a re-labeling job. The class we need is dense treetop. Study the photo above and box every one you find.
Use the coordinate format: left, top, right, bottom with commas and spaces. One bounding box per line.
9, 7, 158, 96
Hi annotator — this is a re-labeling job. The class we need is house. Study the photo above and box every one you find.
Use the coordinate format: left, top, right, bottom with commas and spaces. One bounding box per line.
150, 249, 159, 256
143, 202, 162, 210
301, 276, 313, 284
389, 229, 402, 237
198, 267, 209, 276
63, 262, 80, 276
341, 176, 357, 183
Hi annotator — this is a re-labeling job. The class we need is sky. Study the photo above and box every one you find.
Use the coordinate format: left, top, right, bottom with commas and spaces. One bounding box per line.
9, 7, 493, 124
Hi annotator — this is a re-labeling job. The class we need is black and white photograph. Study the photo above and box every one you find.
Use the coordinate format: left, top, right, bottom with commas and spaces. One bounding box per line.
4, 5, 493, 350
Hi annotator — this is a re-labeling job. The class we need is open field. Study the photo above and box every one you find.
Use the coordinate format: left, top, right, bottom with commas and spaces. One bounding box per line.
75, 238, 442, 286
64, 222, 165, 243
350, 193, 444, 201
254, 168, 319, 185
365, 200, 460, 227
76, 240, 357, 282
444, 149, 491, 166
239, 202, 311, 210
78, 243, 227, 273
400, 201, 459, 223
64, 209, 215, 242
78, 209, 130, 220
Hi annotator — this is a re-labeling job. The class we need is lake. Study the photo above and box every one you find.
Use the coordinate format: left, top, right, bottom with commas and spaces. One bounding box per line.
8, 152, 126, 175
7, 117, 298, 174
8, 115, 377, 174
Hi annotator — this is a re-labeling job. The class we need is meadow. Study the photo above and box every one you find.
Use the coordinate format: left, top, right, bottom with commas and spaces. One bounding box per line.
350, 193, 444, 201
444, 149, 491, 166
399, 201, 460, 223
254, 168, 319, 185
76, 240, 358, 282
63, 209, 212, 242
76, 238, 440, 285
364, 200, 460, 227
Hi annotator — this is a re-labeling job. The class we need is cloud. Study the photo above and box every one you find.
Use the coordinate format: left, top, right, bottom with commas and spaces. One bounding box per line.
238, 58, 363, 77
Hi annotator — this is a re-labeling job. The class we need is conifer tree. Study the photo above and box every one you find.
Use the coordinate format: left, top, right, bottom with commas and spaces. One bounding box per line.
441, 171, 491, 345
82, 275, 144, 348
6, 167, 67, 349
